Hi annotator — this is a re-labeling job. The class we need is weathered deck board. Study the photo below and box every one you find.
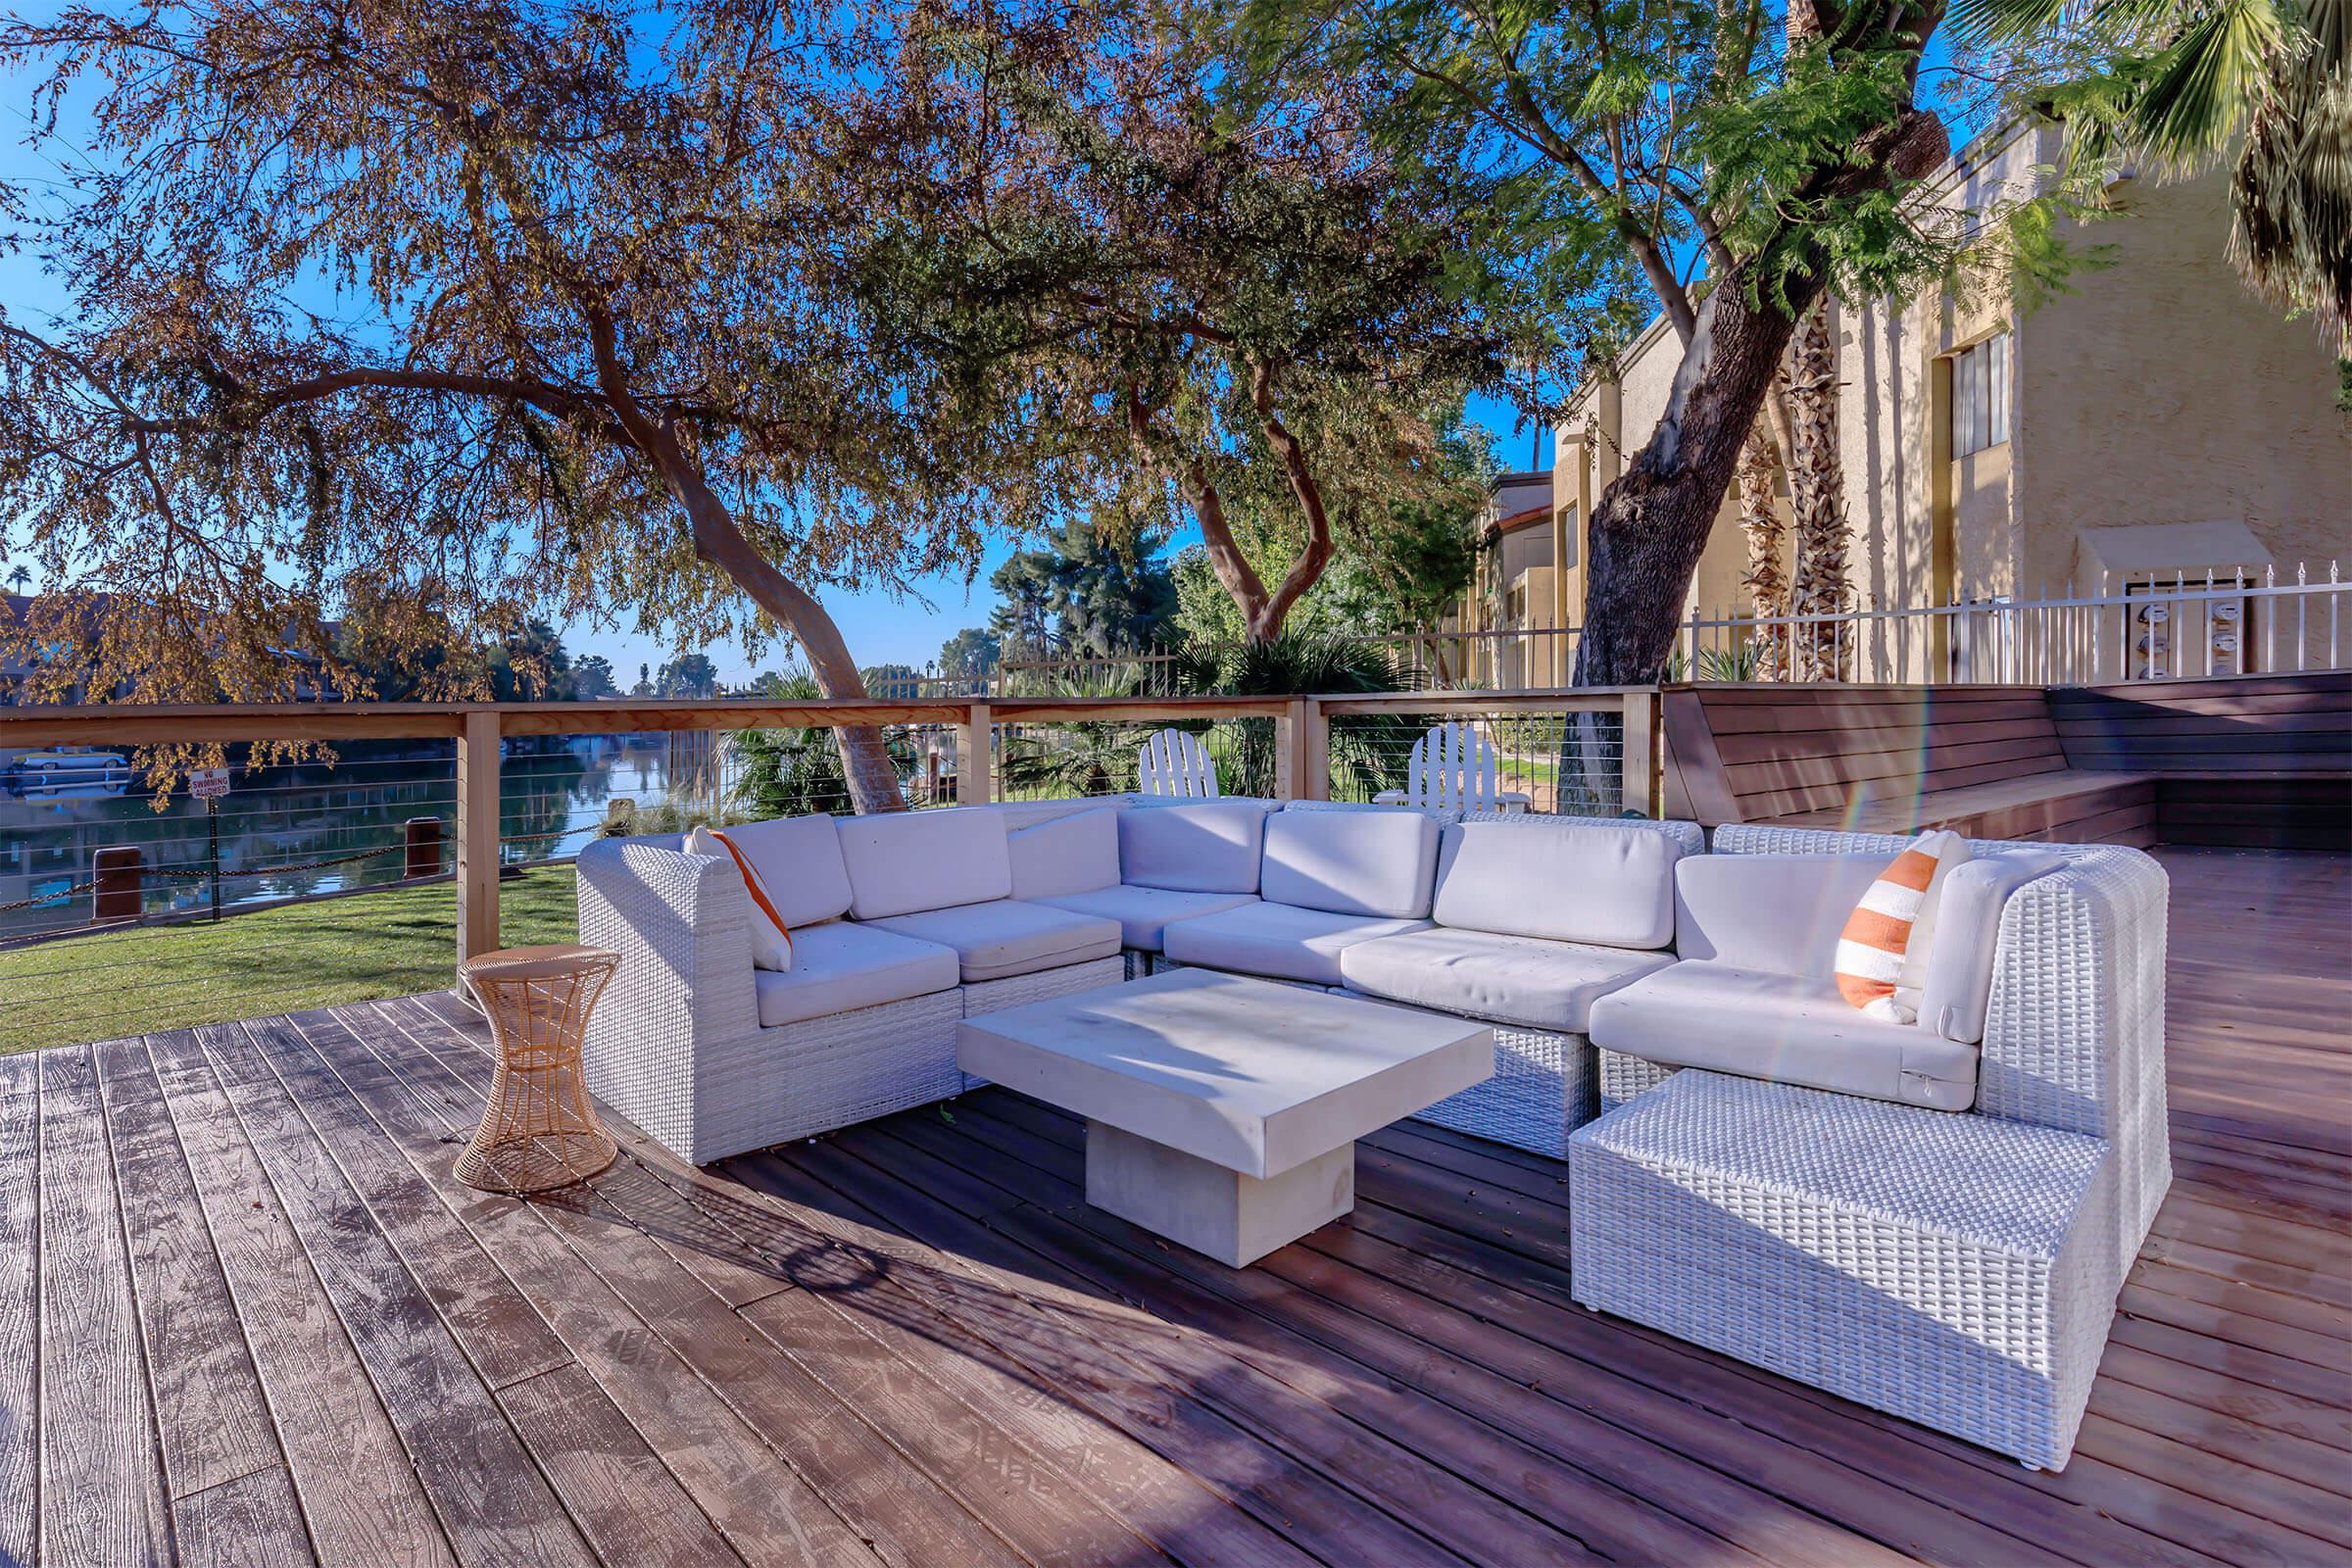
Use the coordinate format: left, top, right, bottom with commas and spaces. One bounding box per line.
0, 846, 2345, 1566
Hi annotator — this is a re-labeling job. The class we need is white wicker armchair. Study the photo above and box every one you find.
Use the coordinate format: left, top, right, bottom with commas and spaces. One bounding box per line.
574, 837, 962, 1163
1577, 824, 2173, 1470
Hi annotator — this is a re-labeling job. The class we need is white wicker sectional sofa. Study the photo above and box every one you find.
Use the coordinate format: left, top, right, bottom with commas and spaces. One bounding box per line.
575, 794, 2169, 1470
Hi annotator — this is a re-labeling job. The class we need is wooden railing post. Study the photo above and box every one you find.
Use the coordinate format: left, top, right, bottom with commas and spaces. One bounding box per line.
1301, 699, 1330, 802
456, 709, 501, 964
958, 702, 993, 805
1274, 700, 1306, 800
1621, 689, 1659, 817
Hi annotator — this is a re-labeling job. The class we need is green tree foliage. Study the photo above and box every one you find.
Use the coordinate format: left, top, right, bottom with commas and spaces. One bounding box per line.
655, 655, 721, 700
571, 655, 617, 701
937, 628, 1003, 680
988, 517, 1180, 658
0, 0, 1077, 809
854, 0, 1507, 644
1236, 0, 1996, 682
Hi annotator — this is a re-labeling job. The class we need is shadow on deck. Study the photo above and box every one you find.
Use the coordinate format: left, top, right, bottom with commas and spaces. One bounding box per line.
7, 847, 2347, 1566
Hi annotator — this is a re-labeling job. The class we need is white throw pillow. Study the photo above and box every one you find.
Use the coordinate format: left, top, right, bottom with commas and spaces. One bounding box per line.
687, 824, 794, 971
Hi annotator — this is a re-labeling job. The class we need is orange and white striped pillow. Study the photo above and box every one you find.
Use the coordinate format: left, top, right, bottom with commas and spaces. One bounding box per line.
1835, 830, 1970, 1023
688, 825, 795, 971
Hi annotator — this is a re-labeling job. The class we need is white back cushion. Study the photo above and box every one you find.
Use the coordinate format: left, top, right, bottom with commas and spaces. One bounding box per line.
837, 808, 1013, 919
1435, 819, 1681, 949
1919, 852, 2067, 1044
1673, 854, 1888, 975
1117, 802, 1268, 894
708, 813, 854, 929
1260, 808, 1440, 919
1007, 808, 1121, 901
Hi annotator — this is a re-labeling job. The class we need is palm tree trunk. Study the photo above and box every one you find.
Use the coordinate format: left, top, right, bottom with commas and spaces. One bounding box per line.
1784, 296, 1852, 680
1736, 422, 1789, 680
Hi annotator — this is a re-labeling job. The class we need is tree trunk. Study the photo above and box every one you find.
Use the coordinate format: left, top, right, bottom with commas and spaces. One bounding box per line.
1785, 296, 1852, 680
1736, 421, 1789, 680
586, 317, 906, 812
1571, 273, 1823, 687
671, 479, 907, 812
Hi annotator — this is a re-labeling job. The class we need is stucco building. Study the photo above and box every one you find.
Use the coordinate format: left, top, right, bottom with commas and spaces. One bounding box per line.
1523, 120, 2350, 683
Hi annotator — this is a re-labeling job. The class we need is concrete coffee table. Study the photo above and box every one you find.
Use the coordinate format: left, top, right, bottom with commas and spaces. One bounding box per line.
957, 968, 1493, 1266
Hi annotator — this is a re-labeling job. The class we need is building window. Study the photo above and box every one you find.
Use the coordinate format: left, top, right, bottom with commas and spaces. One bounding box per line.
1952, 331, 2011, 457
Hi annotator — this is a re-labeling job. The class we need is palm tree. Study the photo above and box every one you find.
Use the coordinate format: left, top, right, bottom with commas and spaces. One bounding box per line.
1957, 0, 2350, 335
5, 564, 28, 595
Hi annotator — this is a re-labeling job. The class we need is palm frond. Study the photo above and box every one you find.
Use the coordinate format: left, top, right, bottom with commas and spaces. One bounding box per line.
2132, 0, 2287, 170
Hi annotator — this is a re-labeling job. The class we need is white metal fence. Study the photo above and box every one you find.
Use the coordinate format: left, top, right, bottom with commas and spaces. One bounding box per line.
977, 563, 2347, 694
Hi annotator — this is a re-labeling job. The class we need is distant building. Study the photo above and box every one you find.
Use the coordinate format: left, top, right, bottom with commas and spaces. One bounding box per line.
1533, 121, 2350, 679
1452, 472, 1563, 687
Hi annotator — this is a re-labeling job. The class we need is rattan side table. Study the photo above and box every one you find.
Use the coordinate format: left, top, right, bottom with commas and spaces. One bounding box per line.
455, 944, 623, 1195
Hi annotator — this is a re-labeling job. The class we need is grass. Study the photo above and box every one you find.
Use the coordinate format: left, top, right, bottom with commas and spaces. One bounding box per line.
0, 867, 580, 1054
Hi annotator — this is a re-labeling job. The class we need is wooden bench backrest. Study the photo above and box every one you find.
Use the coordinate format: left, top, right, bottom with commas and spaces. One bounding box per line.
1663, 685, 2070, 825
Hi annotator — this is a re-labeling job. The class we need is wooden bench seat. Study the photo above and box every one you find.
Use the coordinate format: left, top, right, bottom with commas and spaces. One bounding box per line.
1663, 685, 2166, 847
1779, 767, 2160, 846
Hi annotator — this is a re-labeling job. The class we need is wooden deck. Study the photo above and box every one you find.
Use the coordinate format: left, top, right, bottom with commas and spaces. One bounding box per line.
6, 847, 2347, 1567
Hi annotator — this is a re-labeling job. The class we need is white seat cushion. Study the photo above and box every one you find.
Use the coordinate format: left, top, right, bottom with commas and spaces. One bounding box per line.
1340, 927, 1674, 1033
1588, 961, 1981, 1111
867, 899, 1122, 983
753, 921, 960, 1027
1007, 808, 1121, 901
1117, 801, 1271, 894
1434, 819, 1681, 949
1033, 886, 1261, 953
837, 808, 1013, 919
1161, 901, 1432, 987
1260, 808, 1440, 919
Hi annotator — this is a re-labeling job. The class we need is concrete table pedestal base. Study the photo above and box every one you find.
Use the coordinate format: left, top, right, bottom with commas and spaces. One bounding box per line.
1086, 1121, 1354, 1267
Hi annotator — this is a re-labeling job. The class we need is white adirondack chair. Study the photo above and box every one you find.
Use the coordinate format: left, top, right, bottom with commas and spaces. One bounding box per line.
1137, 728, 1220, 798
1375, 721, 1532, 812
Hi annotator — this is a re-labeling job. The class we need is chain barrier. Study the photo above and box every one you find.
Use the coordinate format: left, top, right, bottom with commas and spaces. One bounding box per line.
0, 820, 603, 917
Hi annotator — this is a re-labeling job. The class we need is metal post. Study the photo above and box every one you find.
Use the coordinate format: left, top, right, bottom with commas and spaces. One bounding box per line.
92, 846, 142, 924
405, 816, 444, 880
207, 801, 221, 922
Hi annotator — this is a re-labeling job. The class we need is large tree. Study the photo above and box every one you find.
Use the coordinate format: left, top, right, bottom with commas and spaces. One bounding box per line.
988, 515, 1180, 658
858, 0, 1506, 644
0, 0, 1045, 810
1247, 0, 1976, 682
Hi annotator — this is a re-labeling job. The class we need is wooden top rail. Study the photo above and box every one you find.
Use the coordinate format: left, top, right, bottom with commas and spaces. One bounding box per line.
0, 688, 1657, 747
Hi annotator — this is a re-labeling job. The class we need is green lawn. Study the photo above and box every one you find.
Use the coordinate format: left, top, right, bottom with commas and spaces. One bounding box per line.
0, 867, 580, 1054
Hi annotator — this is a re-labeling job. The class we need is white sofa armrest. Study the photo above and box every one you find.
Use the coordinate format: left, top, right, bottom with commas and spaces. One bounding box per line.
574, 836, 762, 1150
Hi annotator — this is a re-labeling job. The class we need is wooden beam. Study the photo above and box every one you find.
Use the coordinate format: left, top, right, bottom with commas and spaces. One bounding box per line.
1316, 688, 1650, 717
455, 710, 501, 965
497, 700, 968, 736
988, 696, 1292, 723
959, 702, 993, 806
0, 708, 466, 747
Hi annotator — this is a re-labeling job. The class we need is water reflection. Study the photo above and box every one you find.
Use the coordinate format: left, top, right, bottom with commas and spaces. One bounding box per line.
0, 733, 717, 943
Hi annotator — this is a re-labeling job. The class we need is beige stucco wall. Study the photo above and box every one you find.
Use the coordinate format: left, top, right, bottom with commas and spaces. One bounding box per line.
1548, 117, 2349, 662
2017, 172, 2350, 589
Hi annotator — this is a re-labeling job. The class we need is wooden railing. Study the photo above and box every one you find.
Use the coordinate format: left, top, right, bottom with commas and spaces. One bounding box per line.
0, 687, 1660, 968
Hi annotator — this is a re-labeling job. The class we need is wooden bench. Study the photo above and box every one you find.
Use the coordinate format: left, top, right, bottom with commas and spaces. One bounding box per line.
1662, 684, 2160, 846
2047, 672, 2351, 852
